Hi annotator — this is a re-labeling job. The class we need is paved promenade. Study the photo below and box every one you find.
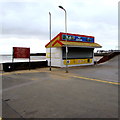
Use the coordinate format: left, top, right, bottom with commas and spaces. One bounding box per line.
1, 55, 119, 118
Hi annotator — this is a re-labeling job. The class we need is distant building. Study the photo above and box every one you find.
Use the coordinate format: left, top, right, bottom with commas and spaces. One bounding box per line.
45, 32, 102, 67
96, 50, 120, 53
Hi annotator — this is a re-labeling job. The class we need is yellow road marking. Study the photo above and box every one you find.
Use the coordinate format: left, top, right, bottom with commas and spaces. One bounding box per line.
50, 72, 120, 85
71, 75, 120, 85
0, 70, 49, 76
31, 78, 39, 80
1, 69, 120, 85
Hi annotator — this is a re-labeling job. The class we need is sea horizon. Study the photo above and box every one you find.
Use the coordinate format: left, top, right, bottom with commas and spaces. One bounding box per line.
0, 54, 46, 63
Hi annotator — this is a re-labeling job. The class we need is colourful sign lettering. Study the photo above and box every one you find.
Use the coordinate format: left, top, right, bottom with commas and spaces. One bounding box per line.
62, 34, 94, 43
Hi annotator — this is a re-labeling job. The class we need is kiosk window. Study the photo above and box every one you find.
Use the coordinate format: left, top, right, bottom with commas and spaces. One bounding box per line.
62, 47, 93, 59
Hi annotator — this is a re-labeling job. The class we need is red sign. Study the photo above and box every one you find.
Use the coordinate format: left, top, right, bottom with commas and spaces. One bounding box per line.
13, 47, 30, 58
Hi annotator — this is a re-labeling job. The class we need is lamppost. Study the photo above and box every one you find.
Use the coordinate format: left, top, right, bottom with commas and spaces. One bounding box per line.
49, 12, 52, 71
58, 5, 68, 73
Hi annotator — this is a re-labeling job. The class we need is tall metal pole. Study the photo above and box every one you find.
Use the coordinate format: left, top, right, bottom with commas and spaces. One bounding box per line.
49, 12, 52, 71
58, 6, 68, 73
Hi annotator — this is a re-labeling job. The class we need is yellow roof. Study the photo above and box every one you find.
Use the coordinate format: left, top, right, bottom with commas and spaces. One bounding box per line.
61, 41, 102, 48
46, 40, 101, 48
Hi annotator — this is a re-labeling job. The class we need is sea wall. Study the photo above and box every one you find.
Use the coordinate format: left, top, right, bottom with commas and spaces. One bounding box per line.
2, 61, 48, 72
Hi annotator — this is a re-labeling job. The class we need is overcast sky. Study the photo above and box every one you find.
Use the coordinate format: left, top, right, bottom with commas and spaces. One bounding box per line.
0, 0, 119, 54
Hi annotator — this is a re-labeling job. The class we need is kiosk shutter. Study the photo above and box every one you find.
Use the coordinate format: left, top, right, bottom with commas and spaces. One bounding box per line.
62, 47, 93, 59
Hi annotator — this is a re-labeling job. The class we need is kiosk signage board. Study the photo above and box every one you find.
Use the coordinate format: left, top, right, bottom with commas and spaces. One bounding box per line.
62, 34, 94, 43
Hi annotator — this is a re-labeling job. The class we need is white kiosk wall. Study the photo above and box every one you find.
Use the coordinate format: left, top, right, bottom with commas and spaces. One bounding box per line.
46, 47, 62, 67
46, 47, 94, 67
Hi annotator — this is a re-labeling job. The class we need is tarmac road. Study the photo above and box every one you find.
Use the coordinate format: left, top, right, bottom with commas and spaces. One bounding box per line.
2, 65, 119, 118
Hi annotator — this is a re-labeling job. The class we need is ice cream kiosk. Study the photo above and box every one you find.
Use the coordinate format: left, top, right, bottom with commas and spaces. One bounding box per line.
45, 32, 102, 67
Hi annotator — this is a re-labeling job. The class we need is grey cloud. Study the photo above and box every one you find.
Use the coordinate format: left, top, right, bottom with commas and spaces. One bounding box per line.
0, 0, 118, 54
1, 1, 51, 36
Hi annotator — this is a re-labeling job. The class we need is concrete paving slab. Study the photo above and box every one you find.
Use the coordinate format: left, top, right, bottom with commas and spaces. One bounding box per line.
2, 69, 118, 118
67, 55, 119, 82
2, 100, 23, 118
1, 55, 119, 118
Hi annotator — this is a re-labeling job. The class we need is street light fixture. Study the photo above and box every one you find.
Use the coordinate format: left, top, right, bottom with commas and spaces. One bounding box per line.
58, 5, 68, 73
